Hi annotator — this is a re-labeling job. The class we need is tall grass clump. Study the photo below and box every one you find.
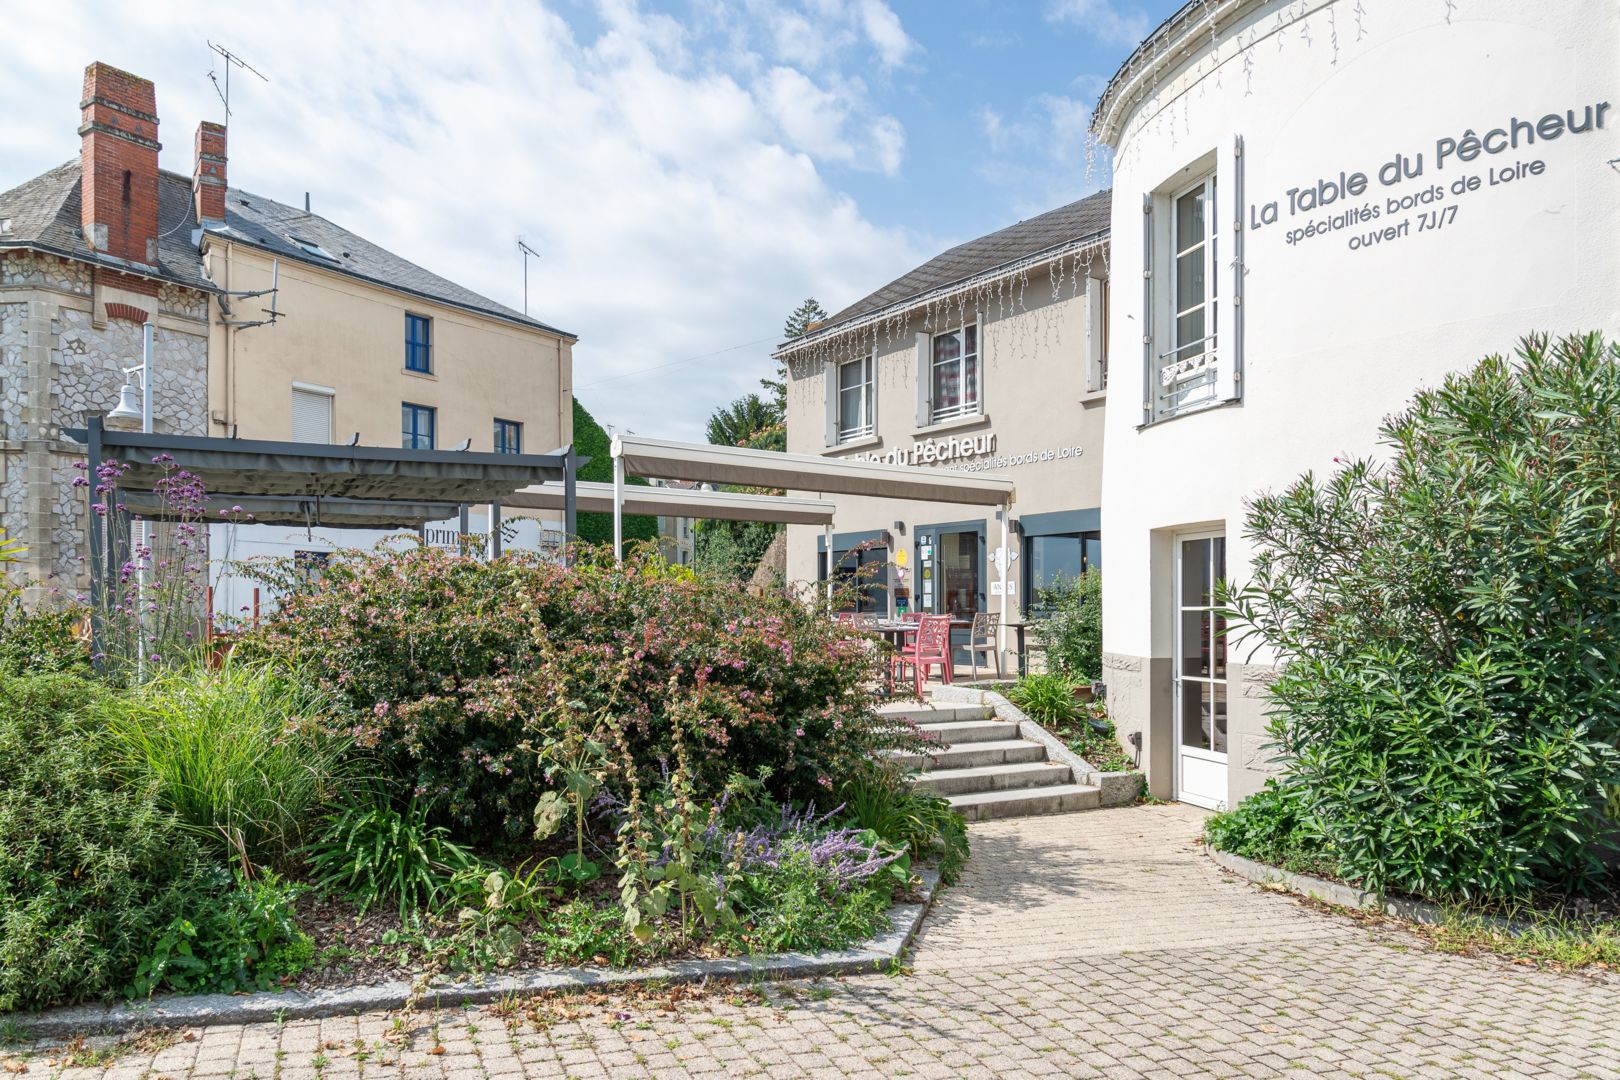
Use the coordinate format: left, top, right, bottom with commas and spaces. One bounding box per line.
105, 661, 351, 868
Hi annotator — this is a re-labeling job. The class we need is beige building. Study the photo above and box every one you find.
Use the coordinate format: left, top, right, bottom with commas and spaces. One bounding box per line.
777, 193, 1110, 666
0, 61, 575, 601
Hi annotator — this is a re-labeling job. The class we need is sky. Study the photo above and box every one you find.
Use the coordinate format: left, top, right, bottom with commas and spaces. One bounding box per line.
1, 0, 1181, 441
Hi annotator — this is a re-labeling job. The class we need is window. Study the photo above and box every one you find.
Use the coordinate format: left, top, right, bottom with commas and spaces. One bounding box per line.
1024, 531, 1101, 614
930, 324, 980, 423
290, 384, 333, 444
401, 402, 436, 449
1157, 176, 1218, 416
493, 418, 522, 455
288, 235, 338, 262
821, 546, 887, 614
405, 313, 433, 374
836, 355, 874, 441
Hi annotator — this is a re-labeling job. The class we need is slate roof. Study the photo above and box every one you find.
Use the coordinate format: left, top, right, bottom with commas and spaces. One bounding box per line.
805, 189, 1112, 343
0, 162, 214, 292
0, 160, 574, 339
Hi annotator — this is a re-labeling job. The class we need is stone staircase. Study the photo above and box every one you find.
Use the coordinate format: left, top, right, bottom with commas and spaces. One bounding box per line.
884, 702, 1102, 821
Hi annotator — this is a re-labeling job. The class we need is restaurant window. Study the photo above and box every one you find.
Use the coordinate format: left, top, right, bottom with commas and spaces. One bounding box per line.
493, 417, 522, 455
1153, 174, 1218, 418
930, 324, 979, 424
401, 402, 436, 450
821, 545, 886, 614
405, 313, 433, 374
836, 355, 874, 442
1025, 531, 1101, 614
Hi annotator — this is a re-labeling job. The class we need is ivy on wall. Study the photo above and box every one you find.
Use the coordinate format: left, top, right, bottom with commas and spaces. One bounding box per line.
570, 399, 657, 549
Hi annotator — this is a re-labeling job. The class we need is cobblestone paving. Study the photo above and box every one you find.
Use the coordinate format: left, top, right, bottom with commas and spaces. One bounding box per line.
20, 805, 1620, 1079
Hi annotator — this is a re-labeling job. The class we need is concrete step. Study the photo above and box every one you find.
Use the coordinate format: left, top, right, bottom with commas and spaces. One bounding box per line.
911, 718, 1022, 745
895, 739, 1047, 772
913, 760, 1074, 797
877, 703, 994, 726
948, 783, 1103, 822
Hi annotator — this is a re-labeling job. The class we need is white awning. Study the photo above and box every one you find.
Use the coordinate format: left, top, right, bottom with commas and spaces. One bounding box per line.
505, 480, 836, 526
609, 434, 1015, 505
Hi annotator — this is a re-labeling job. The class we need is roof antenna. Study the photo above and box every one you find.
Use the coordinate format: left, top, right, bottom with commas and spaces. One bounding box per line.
517, 237, 542, 315
219, 256, 285, 330
207, 41, 269, 127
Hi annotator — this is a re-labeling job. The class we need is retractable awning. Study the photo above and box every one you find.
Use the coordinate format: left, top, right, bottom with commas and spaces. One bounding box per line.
506, 481, 835, 526
609, 434, 1014, 505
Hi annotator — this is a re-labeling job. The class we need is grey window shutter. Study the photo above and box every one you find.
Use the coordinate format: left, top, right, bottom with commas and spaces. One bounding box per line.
291, 387, 333, 444
823, 361, 838, 446
867, 350, 878, 434
914, 332, 931, 427
1141, 193, 1154, 426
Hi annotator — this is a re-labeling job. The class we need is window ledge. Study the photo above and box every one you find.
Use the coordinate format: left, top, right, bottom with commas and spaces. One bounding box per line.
1135, 396, 1242, 431
402, 368, 437, 380
915, 413, 989, 437
824, 434, 882, 454
1079, 388, 1107, 406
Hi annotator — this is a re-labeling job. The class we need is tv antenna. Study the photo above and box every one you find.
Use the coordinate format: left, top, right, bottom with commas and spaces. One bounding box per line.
517, 236, 542, 315
207, 41, 268, 123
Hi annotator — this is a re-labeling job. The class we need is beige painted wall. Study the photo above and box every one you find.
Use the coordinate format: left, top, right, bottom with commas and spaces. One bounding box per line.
780, 259, 1108, 622
203, 242, 573, 453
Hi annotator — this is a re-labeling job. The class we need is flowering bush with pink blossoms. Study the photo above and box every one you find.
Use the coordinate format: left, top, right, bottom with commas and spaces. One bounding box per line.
243, 546, 916, 839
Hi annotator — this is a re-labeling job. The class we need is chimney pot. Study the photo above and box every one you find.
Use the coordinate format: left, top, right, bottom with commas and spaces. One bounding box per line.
193, 121, 228, 224
78, 62, 160, 265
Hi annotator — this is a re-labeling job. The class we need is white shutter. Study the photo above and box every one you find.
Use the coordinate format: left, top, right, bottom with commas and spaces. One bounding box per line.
291, 386, 333, 444
914, 332, 931, 427
822, 361, 838, 446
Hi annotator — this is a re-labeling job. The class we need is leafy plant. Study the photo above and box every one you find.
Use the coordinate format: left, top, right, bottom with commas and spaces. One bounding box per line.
103, 661, 350, 869
0, 594, 89, 677
1029, 569, 1102, 682
0, 674, 213, 1010
838, 767, 969, 884
1005, 673, 1078, 727
132, 870, 313, 997
303, 798, 477, 915
1203, 780, 1332, 876
1225, 333, 1620, 902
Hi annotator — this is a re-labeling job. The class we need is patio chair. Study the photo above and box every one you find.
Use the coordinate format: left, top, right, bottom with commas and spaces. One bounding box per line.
901, 611, 924, 623
854, 612, 880, 631
966, 611, 1002, 680
891, 614, 953, 696
834, 612, 857, 626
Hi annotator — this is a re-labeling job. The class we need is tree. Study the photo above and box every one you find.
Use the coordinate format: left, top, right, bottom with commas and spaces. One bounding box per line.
705, 393, 780, 449
761, 297, 829, 412
570, 398, 657, 549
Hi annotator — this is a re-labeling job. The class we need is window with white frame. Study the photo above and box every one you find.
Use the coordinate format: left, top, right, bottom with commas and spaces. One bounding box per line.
1157, 174, 1218, 417
836, 354, 874, 441
930, 324, 979, 423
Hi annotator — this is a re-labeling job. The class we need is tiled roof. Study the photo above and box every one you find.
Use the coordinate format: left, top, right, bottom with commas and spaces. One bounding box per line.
815, 189, 1112, 336
0, 162, 214, 292
211, 189, 574, 338
0, 161, 574, 339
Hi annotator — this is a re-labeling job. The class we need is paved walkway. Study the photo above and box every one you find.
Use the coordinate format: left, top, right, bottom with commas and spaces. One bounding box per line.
20, 805, 1620, 1079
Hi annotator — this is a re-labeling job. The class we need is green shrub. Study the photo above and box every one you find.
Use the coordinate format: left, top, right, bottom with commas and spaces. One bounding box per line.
0, 674, 210, 1009
1227, 333, 1620, 902
104, 661, 351, 868
132, 870, 313, 996
1005, 673, 1078, 727
1030, 569, 1102, 682
242, 546, 902, 838
1006, 675, 1133, 772
0, 595, 89, 677
1203, 780, 1331, 876
303, 798, 477, 915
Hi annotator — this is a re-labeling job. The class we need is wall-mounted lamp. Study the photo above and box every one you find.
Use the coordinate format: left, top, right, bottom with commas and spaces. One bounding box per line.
892, 520, 906, 535
1008, 517, 1023, 536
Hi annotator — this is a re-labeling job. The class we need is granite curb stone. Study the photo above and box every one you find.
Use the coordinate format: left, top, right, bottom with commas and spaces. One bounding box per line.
8, 870, 939, 1040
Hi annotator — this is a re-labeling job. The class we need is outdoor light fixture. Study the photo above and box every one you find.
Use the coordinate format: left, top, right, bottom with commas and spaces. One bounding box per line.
104, 380, 144, 430
105, 324, 155, 434
892, 520, 906, 535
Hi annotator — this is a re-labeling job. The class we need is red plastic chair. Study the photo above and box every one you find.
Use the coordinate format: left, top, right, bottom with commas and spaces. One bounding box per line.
891, 614, 953, 695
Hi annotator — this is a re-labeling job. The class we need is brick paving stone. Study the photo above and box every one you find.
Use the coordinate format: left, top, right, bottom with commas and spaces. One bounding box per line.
24, 804, 1620, 1078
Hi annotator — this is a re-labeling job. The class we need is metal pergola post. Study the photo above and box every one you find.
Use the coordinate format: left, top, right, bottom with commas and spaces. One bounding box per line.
612, 453, 625, 564
824, 522, 834, 605
999, 499, 1011, 666
84, 415, 106, 667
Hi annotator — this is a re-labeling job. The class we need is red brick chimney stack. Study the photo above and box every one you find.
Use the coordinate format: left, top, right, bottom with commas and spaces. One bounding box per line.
193, 121, 228, 224
78, 62, 161, 266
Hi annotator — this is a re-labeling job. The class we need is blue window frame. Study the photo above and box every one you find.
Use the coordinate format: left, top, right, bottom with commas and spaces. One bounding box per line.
405, 313, 432, 373
493, 418, 522, 455
401, 402, 436, 449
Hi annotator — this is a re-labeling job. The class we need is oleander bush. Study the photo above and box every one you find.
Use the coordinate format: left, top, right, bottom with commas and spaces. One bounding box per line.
241, 546, 909, 839
1218, 333, 1620, 902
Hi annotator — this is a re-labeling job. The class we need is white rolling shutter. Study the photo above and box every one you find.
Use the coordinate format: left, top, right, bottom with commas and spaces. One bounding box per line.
291, 385, 334, 444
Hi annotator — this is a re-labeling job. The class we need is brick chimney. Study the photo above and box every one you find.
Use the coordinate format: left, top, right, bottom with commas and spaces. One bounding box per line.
193, 121, 227, 224
78, 62, 161, 265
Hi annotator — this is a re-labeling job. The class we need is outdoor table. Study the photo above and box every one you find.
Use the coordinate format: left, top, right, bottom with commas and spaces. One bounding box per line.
1004, 617, 1031, 677
871, 620, 917, 697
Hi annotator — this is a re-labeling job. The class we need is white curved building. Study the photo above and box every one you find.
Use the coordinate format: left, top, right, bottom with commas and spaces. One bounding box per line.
1094, 0, 1619, 808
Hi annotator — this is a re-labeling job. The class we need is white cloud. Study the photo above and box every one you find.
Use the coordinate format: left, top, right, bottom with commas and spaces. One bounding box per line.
0, 0, 926, 441
1044, 0, 1152, 48
854, 0, 917, 68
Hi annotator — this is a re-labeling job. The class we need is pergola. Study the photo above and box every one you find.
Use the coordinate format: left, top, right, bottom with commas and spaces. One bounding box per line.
505, 480, 836, 526
605, 433, 1018, 650
66, 415, 580, 657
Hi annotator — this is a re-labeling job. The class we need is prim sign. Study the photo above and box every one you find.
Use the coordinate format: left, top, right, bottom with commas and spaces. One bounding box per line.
1250, 100, 1610, 254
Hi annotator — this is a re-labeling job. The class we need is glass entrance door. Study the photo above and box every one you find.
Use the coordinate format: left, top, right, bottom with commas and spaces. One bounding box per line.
937, 530, 980, 620
1174, 534, 1228, 809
